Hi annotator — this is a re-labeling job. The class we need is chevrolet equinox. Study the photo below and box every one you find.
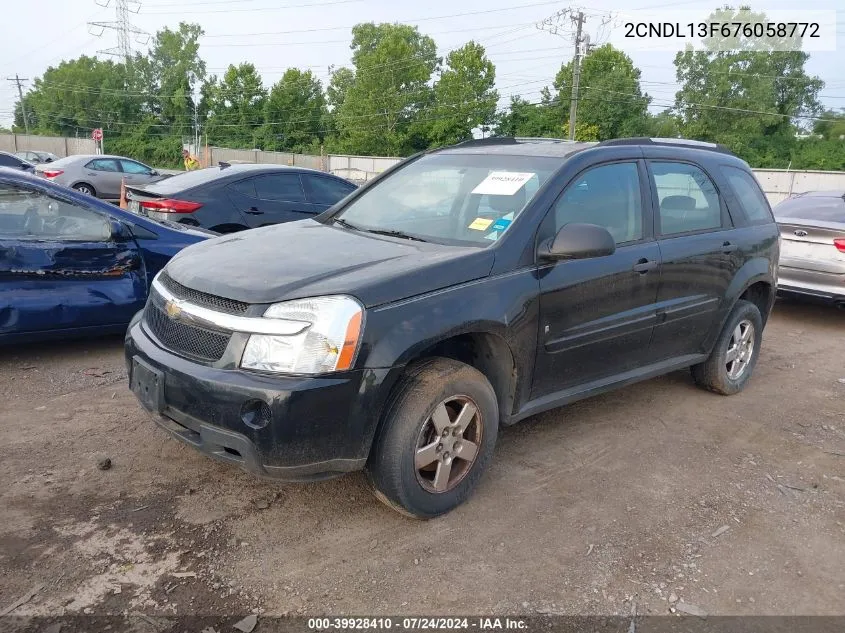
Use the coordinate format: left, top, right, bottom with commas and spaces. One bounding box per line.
125, 137, 780, 518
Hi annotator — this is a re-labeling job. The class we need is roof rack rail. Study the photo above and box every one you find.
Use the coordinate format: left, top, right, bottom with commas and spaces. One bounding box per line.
598, 137, 735, 155
452, 136, 577, 148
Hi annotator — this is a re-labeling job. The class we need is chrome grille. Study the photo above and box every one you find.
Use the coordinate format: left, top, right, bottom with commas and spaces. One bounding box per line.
144, 289, 232, 362
159, 270, 249, 315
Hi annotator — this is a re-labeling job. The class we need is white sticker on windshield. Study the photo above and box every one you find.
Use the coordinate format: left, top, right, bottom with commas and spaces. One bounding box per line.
471, 172, 535, 196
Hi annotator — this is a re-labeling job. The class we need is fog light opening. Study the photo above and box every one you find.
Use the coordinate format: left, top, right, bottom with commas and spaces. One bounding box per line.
240, 399, 272, 430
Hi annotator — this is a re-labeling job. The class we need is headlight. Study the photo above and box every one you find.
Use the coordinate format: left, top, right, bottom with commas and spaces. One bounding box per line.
240, 295, 363, 374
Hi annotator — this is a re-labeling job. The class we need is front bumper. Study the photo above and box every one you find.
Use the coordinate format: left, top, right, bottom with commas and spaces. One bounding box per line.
125, 317, 395, 481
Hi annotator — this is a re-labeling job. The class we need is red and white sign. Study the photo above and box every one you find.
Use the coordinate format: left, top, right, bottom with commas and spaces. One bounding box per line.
91, 128, 103, 141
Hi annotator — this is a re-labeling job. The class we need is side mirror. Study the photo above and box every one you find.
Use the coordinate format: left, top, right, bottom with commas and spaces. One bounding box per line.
539, 223, 616, 261
109, 219, 131, 241
149, 169, 159, 176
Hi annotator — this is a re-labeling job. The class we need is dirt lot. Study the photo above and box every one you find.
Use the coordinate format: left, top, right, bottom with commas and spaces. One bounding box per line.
1, 300, 844, 626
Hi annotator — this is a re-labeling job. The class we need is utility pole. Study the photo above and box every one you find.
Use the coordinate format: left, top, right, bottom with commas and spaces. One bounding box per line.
537, 7, 607, 141
568, 11, 586, 141
7, 75, 30, 135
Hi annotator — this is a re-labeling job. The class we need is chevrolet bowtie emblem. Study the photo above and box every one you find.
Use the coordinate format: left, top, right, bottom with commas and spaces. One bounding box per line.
164, 299, 184, 319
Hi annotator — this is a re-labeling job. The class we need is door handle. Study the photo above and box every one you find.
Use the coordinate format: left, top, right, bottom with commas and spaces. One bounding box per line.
632, 258, 658, 274
245, 207, 264, 215
721, 241, 738, 253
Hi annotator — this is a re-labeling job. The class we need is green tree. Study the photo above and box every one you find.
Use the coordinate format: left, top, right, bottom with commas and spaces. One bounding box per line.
646, 109, 682, 138
428, 41, 498, 147
261, 69, 326, 153
553, 44, 650, 140
813, 109, 845, 140
331, 23, 439, 156
15, 56, 138, 136
135, 22, 206, 138
673, 7, 823, 166
203, 63, 267, 148
494, 95, 559, 138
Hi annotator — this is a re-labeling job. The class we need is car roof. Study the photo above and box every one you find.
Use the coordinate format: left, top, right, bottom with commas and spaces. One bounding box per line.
138, 163, 350, 195
437, 138, 598, 158
435, 136, 743, 162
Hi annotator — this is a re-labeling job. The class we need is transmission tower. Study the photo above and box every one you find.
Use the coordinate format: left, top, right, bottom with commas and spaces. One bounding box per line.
88, 0, 149, 60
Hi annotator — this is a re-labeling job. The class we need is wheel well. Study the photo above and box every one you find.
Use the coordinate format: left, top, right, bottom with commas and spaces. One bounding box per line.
413, 333, 516, 421
72, 182, 96, 194
740, 281, 773, 325
210, 223, 248, 234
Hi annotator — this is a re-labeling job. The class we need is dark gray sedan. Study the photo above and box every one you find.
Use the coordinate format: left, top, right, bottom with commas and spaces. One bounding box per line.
774, 191, 845, 307
34, 154, 166, 200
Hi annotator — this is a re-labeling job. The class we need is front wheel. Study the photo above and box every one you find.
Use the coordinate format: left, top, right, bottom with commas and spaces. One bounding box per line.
367, 358, 498, 518
691, 299, 763, 395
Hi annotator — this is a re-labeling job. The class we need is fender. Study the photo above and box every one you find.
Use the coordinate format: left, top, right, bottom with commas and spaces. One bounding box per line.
353, 267, 542, 453
702, 256, 775, 354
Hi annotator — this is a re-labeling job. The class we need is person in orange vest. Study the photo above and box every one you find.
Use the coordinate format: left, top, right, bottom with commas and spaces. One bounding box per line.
182, 148, 200, 171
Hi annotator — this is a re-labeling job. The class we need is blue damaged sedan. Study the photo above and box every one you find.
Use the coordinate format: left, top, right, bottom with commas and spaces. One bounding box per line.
0, 167, 214, 345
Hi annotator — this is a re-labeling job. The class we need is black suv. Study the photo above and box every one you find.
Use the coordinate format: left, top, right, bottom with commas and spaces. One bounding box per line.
125, 137, 779, 518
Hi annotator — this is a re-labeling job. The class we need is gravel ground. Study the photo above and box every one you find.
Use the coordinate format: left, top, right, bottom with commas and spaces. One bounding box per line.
1, 299, 844, 628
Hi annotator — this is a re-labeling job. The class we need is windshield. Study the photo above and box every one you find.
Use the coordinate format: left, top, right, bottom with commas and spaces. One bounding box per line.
329, 152, 561, 246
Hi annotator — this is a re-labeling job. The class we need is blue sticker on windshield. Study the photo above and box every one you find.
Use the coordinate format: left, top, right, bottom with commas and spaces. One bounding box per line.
491, 218, 512, 232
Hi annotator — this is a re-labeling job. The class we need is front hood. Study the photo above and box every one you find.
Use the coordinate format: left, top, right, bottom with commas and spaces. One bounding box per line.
165, 219, 495, 307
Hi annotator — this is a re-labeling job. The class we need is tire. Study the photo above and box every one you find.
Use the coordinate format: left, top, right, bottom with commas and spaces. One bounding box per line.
691, 299, 763, 395
367, 358, 499, 519
72, 183, 96, 196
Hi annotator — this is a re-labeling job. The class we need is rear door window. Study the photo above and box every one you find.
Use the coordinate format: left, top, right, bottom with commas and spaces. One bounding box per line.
229, 178, 257, 198
85, 159, 120, 172
651, 161, 723, 236
721, 166, 773, 225
254, 173, 306, 202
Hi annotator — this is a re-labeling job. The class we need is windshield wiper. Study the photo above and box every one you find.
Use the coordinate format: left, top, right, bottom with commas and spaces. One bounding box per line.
363, 228, 428, 242
331, 217, 361, 231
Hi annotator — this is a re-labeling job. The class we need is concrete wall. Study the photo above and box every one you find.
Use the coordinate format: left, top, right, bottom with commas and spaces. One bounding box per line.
0, 133, 97, 157
197, 145, 845, 207
752, 169, 845, 206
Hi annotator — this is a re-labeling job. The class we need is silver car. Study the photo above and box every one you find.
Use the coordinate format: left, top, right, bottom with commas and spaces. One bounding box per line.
14, 150, 60, 164
774, 190, 845, 307
34, 154, 165, 200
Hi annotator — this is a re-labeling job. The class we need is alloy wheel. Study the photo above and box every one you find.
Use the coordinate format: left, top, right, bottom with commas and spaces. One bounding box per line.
414, 395, 483, 494
726, 319, 755, 380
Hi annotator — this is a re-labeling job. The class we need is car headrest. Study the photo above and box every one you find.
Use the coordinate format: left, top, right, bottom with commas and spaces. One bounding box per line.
487, 187, 526, 213
661, 195, 696, 211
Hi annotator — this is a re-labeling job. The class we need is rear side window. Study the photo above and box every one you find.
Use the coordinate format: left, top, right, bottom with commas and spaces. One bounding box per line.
229, 178, 256, 197
302, 175, 355, 205
651, 161, 722, 235
0, 154, 18, 167
721, 166, 773, 225
86, 159, 120, 172
254, 173, 305, 202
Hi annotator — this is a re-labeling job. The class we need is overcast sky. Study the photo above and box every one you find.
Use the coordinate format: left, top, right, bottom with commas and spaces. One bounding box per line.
1, 0, 843, 129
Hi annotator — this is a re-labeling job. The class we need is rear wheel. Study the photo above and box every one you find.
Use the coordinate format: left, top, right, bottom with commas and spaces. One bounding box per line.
691, 299, 763, 395
367, 358, 498, 518
72, 183, 96, 196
